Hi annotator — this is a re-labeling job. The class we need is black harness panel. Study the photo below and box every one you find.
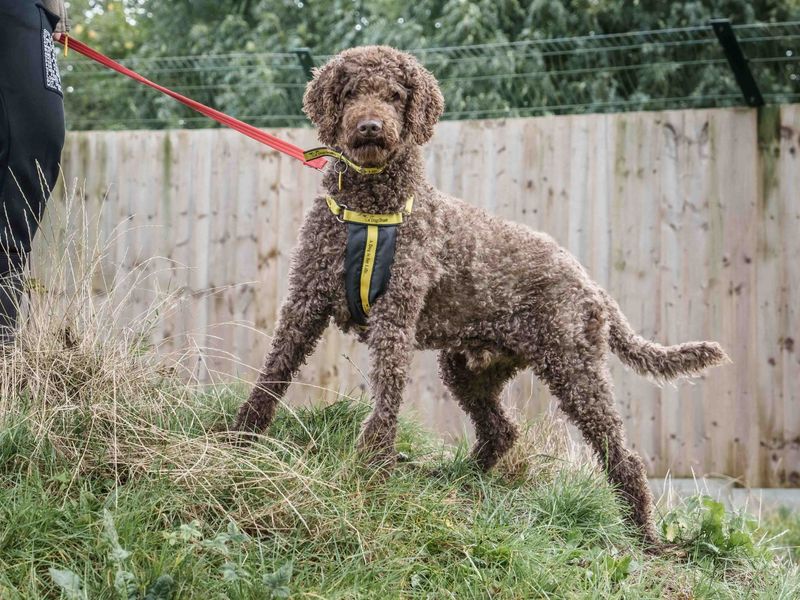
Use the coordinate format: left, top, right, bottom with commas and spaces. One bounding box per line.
344, 222, 398, 326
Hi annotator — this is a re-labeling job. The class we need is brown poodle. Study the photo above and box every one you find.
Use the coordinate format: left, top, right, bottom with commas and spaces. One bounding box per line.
233, 46, 729, 547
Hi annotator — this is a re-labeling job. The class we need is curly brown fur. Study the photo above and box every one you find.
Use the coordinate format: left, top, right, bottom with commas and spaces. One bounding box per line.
439, 351, 523, 471
234, 45, 729, 547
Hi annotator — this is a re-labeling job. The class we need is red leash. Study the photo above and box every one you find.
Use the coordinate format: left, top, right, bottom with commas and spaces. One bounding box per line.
56, 36, 327, 170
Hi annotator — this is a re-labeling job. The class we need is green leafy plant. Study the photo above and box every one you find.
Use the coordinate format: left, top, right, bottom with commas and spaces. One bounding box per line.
262, 563, 293, 599
661, 495, 761, 560
49, 568, 88, 600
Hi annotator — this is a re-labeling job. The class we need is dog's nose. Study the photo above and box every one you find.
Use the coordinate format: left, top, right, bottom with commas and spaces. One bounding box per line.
357, 119, 383, 137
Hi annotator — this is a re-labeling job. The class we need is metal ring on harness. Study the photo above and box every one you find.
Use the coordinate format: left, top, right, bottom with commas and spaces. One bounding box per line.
334, 159, 348, 191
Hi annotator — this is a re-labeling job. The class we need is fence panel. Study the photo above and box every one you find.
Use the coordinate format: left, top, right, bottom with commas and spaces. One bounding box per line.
42, 105, 800, 486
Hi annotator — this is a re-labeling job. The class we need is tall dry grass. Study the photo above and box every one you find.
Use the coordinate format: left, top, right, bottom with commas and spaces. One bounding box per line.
0, 181, 331, 531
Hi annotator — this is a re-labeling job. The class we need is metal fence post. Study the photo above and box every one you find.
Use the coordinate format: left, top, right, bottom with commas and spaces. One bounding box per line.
709, 18, 765, 107
292, 48, 315, 80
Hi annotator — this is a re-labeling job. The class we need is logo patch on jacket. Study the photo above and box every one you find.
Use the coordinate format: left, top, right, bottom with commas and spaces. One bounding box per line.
42, 29, 63, 95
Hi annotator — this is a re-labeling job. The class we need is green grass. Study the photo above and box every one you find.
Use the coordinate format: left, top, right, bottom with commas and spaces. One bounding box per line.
764, 508, 800, 563
1, 385, 799, 599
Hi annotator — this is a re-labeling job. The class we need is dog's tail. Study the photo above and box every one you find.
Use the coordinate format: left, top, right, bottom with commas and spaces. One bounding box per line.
601, 290, 729, 381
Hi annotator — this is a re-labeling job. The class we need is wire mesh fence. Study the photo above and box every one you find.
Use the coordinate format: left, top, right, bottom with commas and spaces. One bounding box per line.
62, 20, 800, 130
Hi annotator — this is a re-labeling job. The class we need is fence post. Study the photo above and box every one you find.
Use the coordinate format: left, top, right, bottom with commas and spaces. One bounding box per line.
292, 48, 315, 80
709, 18, 765, 107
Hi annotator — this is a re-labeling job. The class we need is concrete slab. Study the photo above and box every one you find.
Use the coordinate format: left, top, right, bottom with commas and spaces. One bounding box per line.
649, 477, 800, 516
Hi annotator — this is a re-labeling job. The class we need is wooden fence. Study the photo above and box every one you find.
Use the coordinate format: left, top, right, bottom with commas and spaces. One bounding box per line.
42, 105, 800, 487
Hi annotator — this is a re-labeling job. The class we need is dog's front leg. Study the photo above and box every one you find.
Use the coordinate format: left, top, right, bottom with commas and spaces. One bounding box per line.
357, 271, 428, 465
234, 287, 332, 435
234, 225, 334, 435
358, 317, 416, 464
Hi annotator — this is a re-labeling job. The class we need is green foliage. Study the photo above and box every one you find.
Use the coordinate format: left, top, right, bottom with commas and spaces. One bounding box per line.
261, 563, 293, 599
49, 569, 87, 600
61, 0, 800, 130
50, 509, 177, 600
763, 506, 800, 562
661, 495, 765, 560
143, 576, 175, 600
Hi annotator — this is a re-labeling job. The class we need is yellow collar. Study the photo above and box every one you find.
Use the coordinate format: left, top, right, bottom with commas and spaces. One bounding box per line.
303, 147, 387, 175
326, 195, 414, 226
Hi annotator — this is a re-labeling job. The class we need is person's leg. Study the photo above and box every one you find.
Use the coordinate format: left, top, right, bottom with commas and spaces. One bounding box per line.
0, 253, 24, 344
0, 0, 66, 342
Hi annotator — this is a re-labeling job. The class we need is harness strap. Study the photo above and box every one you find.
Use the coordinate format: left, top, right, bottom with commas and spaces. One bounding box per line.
326, 195, 414, 225
360, 225, 380, 315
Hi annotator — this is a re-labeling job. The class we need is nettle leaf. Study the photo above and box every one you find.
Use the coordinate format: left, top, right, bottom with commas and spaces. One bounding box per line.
49, 568, 87, 600
164, 521, 204, 547
114, 570, 138, 600
728, 531, 754, 548
144, 574, 175, 600
103, 510, 132, 563
203, 523, 248, 556
262, 562, 293, 598
202, 535, 231, 556
702, 498, 726, 525
178, 521, 204, 542
226, 521, 248, 544
221, 562, 242, 582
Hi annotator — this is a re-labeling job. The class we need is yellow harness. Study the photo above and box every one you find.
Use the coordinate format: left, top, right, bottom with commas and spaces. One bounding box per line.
306, 147, 415, 326
325, 195, 414, 326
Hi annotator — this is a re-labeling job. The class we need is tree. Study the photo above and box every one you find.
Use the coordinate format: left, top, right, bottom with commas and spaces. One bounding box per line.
61, 0, 800, 129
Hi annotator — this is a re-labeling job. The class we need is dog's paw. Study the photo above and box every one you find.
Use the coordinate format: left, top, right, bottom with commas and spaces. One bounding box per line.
220, 427, 261, 448
642, 540, 688, 560
356, 418, 398, 458
356, 443, 398, 469
356, 438, 399, 472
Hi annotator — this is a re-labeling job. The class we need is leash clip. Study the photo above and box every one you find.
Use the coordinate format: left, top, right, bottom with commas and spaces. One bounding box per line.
334, 203, 348, 223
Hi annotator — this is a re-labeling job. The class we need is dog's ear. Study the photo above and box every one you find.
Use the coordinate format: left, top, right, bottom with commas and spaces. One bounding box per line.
303, 58, 346, 146
403, 58, 444, 145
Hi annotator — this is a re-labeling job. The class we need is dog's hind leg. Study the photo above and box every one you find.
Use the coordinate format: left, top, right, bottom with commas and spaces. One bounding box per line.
438, 351, 523, 471
535, 352, 660, 547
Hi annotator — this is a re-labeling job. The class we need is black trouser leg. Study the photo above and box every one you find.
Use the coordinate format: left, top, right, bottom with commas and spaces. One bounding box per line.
0, 0, 66, 342
0, 252, 24, 344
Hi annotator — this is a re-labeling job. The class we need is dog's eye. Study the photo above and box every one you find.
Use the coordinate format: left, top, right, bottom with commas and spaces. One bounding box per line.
391, 91, 405, 104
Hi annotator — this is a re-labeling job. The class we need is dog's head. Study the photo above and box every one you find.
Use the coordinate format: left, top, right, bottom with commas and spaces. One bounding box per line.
303, 46, 444, 167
